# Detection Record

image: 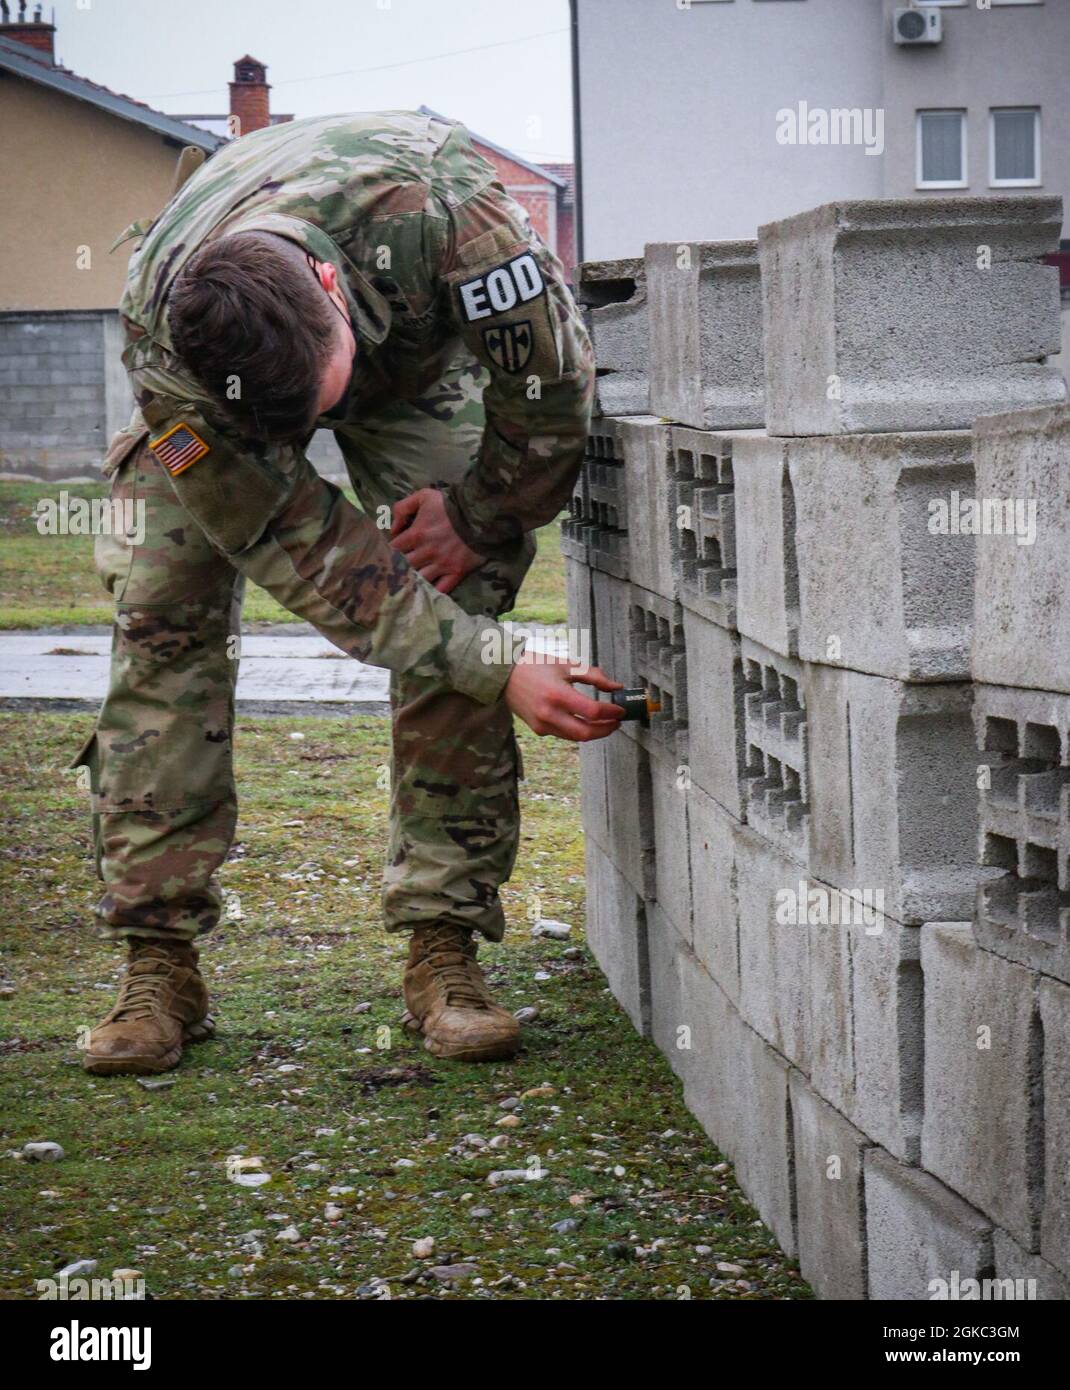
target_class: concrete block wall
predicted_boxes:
[569,195,1070,1300]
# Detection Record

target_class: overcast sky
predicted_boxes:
[47,0,574,162]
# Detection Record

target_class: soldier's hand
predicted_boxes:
[504,655,625,742]
[391,488,485,594]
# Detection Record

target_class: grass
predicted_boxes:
[0,481,567,630]
[0,712,810,1302]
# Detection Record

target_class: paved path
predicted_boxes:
[0,626,567,716]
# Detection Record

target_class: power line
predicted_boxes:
[144,26,569,101]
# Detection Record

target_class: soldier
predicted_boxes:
[76,111,622,1076]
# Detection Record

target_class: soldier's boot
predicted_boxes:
[401,923,520,1062]
[82,940,214,1076]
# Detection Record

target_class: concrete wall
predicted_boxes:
[575,0,1069,259]
[571,193,1070,1300]
[0,73,181,311]
[0,311,132,478]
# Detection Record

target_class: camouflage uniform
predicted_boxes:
[76,111,593,945]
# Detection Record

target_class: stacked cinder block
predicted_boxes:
[569,196,1069,1300]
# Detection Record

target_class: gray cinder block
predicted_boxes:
[645,239,765,431]
[759,197,1066,436]
[993,1229,1069,1302]
[972,404,1070,697]
[578,738,609,853]
[577,257,649,417]
[563,553,592,646]
[730,1019,796,1259]
[649,741,693,944]
[973,683,1070,987]
[584,420,629,579]
[733,434,800,658]
[629,585,689,765]
[681,609,747,821]
[616,416,677,600]
[848,916,923,1164]
[790,1073,870,1301]
[921,923,1041,1248]
[584,838,651,1037]
[740,636,810,865]
[1039,976,1070,1278]
[603,729,656,901]
[864,1147,992,1302]
[667,426,746,630]
[735,821,811,1071]
[804,666,995,925]
[591,569,633,695]
[687,784,740,1002]
[789,430,975,682]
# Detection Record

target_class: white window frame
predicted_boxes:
[916,110,968,191]
[989,107,1041,188]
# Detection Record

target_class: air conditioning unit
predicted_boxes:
[893,6,943,46]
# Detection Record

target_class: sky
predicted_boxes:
[45,0,574,162]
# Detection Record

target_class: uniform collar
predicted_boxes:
[219,211,391,349]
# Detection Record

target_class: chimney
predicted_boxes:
[0,2,57,63]
[229,55,271,136]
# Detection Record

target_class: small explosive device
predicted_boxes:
[610,687,662,726]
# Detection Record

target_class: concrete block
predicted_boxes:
[993,1229,1069,1302]
[759,197,1066,436]
[740,636,809,864]
[645,239,765,431]
[649,742,693,943]
[603,729,656,901]
[733,434,799,658]
[667,427,748,629]
[790,1073,870,1300]
[577,257,649,417]
[629,585,689,765]
[616,416,677,600]
[563,553,592,644]
[584,420,629,578]
[1039,976,1070,1277]
[687,784,740,1001]
[730,1019,796,1258]
[560,471,589,564]
[646,907,741,1167]
[849,916,923,1164]
[591,569,632,696]
[805,666,994,925]
[789,431,975,682]
[921,923,1042,1248]
[578,737,609,853]
[584,838,650,1037]
[735,821,811,1071]
[681,609,747,821]
[864,1147,992,1302]
[974,683,1070,987]
[972,404,1070,695]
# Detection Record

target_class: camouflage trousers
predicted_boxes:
[76,353,534,944]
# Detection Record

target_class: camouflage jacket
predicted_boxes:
[114,111,594,703]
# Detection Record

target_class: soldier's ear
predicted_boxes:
[318,262,339,295]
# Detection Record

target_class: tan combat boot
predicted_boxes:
[82,940,214,1076]
[402,923,520,1062]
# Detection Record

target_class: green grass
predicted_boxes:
[0,713,810,1302]
[0,481,566,630]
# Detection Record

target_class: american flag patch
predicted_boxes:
[148,423,210,476]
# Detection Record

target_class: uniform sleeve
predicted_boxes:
[434,183,595,553]
[138,402,519,705]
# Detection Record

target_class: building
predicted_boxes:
[572,0,1070,259]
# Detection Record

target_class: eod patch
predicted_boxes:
[457,252,545,323]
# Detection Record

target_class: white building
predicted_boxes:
[571,0,1070,260]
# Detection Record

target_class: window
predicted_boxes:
[917,110,967,189]
[990,108,1040,186]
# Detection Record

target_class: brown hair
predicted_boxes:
[168,232,340,442]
